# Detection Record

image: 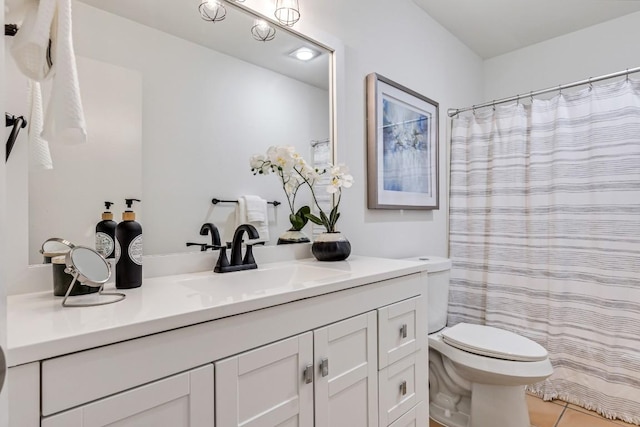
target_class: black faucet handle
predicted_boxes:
[186,242,208,252]
[214,247,230,273]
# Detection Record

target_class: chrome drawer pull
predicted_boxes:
[400,380,407,395]
[320,358,329,377]
[400,324,408,339]
[303,364,313,384]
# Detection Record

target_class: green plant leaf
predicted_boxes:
[295,206,311,226]
[319,211,331,230]
[289,214,304,231]
[329,205,339,227]
[304,212,324,226]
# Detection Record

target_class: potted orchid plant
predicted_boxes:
[295,162,353,261]
[250,145,354,260]
[250,146,312,244]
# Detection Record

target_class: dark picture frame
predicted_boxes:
[366,73,439,210]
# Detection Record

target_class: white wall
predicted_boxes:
[288,0,484,259]
[484,11,640,101]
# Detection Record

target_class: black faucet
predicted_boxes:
[200,223,222,247]
[186,223,223,252]
[214,224,259,273]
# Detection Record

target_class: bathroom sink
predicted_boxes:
[179,263,350,299]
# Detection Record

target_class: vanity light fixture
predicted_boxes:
[274,0,300,27]
[199,0,226,22]
[289,46,319,61]
[251,19,276,42]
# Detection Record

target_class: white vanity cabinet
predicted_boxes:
[41,364,214,427]
[215,312,378,427]
[7,259,428,427]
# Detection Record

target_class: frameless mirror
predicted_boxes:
[62,246,125,307]
[15,0,333,264]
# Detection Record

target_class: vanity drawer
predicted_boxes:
[388,401,428,427]
[378,296,424,369]
[378,347,426,426]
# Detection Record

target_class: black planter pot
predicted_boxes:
[311,232,351,261]
[277,229,311,245]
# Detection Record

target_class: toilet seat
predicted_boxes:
[441,323,548,362]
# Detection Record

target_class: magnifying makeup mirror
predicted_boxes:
[61,246,126,307]
[40,237,75,263]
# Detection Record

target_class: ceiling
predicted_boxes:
[412,0,640,59]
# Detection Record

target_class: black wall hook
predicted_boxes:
[6,113,27,162]
[5,24,18,37]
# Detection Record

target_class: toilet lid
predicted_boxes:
[441,323,548,362]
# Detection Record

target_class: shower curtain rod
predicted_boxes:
[447,66,640,118]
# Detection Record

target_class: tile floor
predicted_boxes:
[429,394,635,427]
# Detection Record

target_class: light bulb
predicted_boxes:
[289,46,319,61]
[199,0,226,22]
[294,48,314,61]
[274,0,300,27]
[251,19,276,42]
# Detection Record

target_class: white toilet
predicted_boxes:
[411,256,554,427]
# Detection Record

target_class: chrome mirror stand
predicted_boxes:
[61,246,126,308]
[61,272,126,307]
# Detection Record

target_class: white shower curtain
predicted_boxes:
[449,78,640,424]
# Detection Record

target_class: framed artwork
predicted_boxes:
[366,73,439,210]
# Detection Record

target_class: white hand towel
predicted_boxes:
[27,80,53,169]
[10,0,54,80]
[12,0,87,145]
[236,196,270,244]
[245,195,268,222]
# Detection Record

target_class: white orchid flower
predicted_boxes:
[267,145,296,172]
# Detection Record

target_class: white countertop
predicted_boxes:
[7,256,426,367]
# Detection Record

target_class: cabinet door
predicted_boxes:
[215,332,314,427]
[314,311,378,427]
[41,364,214,427]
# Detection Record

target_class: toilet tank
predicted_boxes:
[404,256,452,334]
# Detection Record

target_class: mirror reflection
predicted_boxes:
[13,0,332,264]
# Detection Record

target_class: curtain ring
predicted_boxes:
[558,84,562,95]
[516,94,520,105]
[530,91,534,102]
[626,69,630,82]
[589,77,593,90]
[492,101,496,111]
[472,105,476,115]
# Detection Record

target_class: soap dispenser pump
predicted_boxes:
[96,201,117,259]
[115,198,142,289]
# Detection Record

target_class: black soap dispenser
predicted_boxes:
[96,201,117,259]
[115,198,142,289]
